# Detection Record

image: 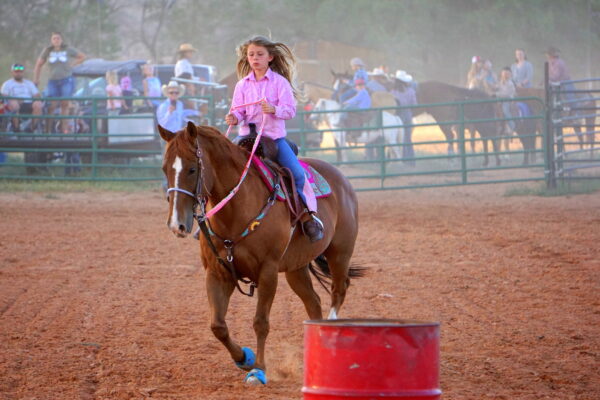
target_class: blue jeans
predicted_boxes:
[47,76,74,97]
[398,109,415,164]
[275,138,307,205]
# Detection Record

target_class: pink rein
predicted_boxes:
[204,97,267,219]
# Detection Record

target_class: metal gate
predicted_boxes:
[545,64,600,188]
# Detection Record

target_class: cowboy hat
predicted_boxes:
[369,67,387,77]
[545,46,560,57]
[350,57,365,67]
[394,70,413,83]
[178,43,197,53]
[161,80,185,97]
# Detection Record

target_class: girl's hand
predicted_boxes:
[261,101,275,114]
[225,113,238,125]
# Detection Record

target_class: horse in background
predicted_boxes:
[310,98,404,162]
[415,81,500,166]
[159,122,363,385]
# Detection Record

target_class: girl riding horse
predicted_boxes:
[226,35,324,242]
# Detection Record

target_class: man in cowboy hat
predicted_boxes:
[391,70,417,165]
[156,80,186,133]
[175,43,198,79]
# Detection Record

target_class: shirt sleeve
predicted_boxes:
[231,80,247,123]
[0,81,8,96]
[273,78,296,120]
[156,102,170,128]
[28,81,39,96]
[39,46,49,61]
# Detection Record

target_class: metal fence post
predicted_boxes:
[459,103,467,184]
[544,61,557,189]
[91,98,98,180]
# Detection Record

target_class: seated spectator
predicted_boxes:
[175,43,199,109]
[495,67,516,135]
[337,57,369,103]
[340,78,371,128]
[120,75,134,110]
[105,70,126,116]
[1,63,43,132]
[366,68,390,93]
[142,61,162,108]
[467,55,486,90]
[481,59,497,95]
[157,81,186,132]
[511,48,533,88]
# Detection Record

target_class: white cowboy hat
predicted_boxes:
[161,80,185,97]
[178,43,197,53]
[350,57,365,67]
[369,67,387,77]
[394,70,413,83]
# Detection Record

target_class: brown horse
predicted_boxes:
[158,122,362,385]
[415,81,500,166]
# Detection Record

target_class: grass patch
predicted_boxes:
[0,179,161,193]
[505,179,600,197]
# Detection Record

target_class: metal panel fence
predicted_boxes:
[1,92,549,190]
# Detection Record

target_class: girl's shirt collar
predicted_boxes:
[245,68,274,82]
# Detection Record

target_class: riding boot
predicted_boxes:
[302,211,324,243]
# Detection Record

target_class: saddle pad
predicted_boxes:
[252,156,332,202]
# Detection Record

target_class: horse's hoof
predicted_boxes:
[235,347,256,371]
[244,368,267,385]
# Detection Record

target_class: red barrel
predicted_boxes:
[303,319,441,399]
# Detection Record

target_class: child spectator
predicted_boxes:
[105,70,125,115]
[511,48,533,89]
[142,62,161,108]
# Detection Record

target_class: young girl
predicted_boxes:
[105,70,125,115]
[142,62,162,108]
[225,35,323,242]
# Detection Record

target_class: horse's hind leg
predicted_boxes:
[323,250,352,319]
[205,269,246,366]
[285,266,323,320]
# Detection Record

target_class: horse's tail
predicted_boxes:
[308,255,367,294]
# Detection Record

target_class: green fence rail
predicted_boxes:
[1,93,548,191]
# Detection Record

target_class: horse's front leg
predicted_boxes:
[205,269,247,368]
[246,262,278,385]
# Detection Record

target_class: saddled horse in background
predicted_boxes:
[159,122,363,385]
[492,98,538,165]
[310,98,404,162]
[415,81,500,166]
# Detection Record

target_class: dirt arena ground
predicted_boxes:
[0,184,598,400]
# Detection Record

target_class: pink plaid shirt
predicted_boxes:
[231,68,296,139]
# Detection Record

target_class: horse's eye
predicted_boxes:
[188,167,196,174]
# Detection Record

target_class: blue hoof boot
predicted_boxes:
[235,347,256,371]
[244,368,267,385]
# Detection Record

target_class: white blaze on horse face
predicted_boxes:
[169,156,184,231]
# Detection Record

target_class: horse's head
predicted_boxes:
[311,98,342,127]
[330,69,352,92]
[159,122,217,238]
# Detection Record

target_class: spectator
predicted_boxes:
[481,59,497,95]
[340,78,371,128]
[545,46,575,103]
[175,43,198,110]
[366,68,390,93]
[105,70,126,116]
[156,81,186,133]
[511,48,533,88]
[391,70,417,165]
[495,67,516,137]
[119,75,134,110]
[1,63,43,132]
[337,57,369,103]
[467,55,486,91]
[33,31,85,134]
[142,62,161,108]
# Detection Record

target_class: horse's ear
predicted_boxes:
[158,125,175,142]
[185,121,198,139]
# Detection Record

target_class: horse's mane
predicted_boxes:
[171,125,248,171]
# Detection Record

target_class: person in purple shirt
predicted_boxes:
[545,46,575,103]
[225,35,323,243]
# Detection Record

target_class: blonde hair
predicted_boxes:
[235,35,301,100]
[106,70,119,86]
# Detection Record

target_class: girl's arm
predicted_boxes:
[273,79,296,120]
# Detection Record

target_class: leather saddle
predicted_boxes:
[234,123,304,222]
